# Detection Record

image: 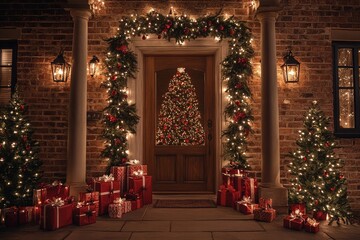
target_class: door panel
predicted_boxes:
[144,55,215,193]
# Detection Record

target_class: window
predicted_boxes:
[0,40,17,105]
[333,42,360,137]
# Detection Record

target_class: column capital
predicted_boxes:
[69,8,92,20]
[255,6,282,20]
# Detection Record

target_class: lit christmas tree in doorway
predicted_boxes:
[288,101,352,224]
[156,68,205,146]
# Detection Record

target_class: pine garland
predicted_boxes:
[101,10,254,171]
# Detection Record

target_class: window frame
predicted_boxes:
[0,40,18,98]
[333,41,360,138]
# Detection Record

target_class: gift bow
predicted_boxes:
[129,159,140,165]
[98,174,114,182]
[113,197,124,204]
[51,180,63,186]
[306,217,318,226]
[50,198,65,207]
[76,201,86,208]
[240,196,252,205]
[132,170,144,176]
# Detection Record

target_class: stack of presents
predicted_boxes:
[0,161,152,230]
[217,167,322,233]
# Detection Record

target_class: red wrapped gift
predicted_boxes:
[110,166,127,194]
[259,197,273,209]
[254,208,276,222]
[216,185,227,206]
[33,205,41,224]
[226,186,241,208]
[236,197,258,214]
[290,203,306,215]
[128,175,152,205]
[242,177,258,203]
[17,207,28,225]
[313,210,327,221]
[304,218,320,233]
[230,175,243,194]
[33,188,47,205]
[5,207,18,227]
[283,214,307,230]
[131,199,142,210]
[93,178,121,215]
[46,181,70,200]
[40,199,73,231]
[222,173,232,187]
[122,200,132,213]
[73,204,96,226]
[108,203,123,218]
[79,191,100,203]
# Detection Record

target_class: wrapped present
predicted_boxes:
[127,164,148,177]
[131,199,142,210]
[128,175,152,205]
[313,210,327,221]
[113,198,131,214]
[73,203,96,226]
[33,188,47,205]
[283,212,308,231]
[254,208,276,222]
[242,177,258,203]
[33,205,41,224]
[4,207,18,227]
[79,191,99,203]
[40,198,73,231]
[226,186,241,208]
[259,198,273,209]
[92,175,121,215]
[108,199,124,219]
[290,203,306,215]
[216,185,227,206]
[230,175,243,194]
[236,196,258,214]
[110,166,127,194]
[46,181,70,200]
[304,218,320,233]
[222,173,232,187]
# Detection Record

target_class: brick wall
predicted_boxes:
[0,0,359,211]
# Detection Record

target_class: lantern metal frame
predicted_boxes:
[89,55,100,77]
[281,50,300,83]
[51,50,71,82]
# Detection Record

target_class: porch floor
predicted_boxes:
[1,195,359,240]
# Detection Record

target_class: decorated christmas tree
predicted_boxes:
[156,68,205,146]
[0,91,42,208]
[288,101,352,224]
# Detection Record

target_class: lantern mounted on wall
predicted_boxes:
[51,49,71,82]
[89,55,100,77]
[281,50,300,83]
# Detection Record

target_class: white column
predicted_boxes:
[66,9,91,198]
[256,6,288,211]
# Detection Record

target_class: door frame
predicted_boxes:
[126,38,228,193]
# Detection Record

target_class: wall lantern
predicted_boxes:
[281,50,300,83]
[89,55,100,77]
[51,50,71,82]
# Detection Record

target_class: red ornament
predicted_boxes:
[233,112,246,122]
[142,35,146,40]
[238,57,247,65]
[115,138,122,145]
[330,187,335,191]
[111,75,117,81]
[108,115,117,123]
[314,200,319,205]
[163,125,167,130]
[235,100,241,106]
[22,136,28,142]
[185,139,189,143]
[184,28,190,34]
[218,25,224,31]
[111,90,117,96]
[303,156,307,161]
[117,63,122,68]
[122,158,127,163]
[235,83,242,89]
[202,27,208,32]
[323,171,329,177]
[20,105,25,111]
[229,29,235,36]
[116,45,128,53]
[325,142,330,147]
[26,145,31,151]
[167,134,171,138]
[339,174,344,179]
[165,23,172,29]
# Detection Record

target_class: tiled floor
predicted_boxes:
[1,196,359,240]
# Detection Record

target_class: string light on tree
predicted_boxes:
[287,100,352,225]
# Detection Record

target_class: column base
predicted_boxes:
[258,186,288,214]
[66,182,88,201]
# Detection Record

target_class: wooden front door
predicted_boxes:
[144,55,215,193]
